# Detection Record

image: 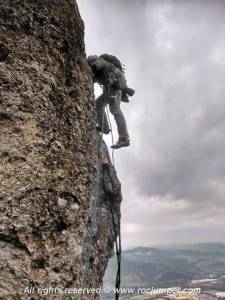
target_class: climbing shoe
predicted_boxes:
[111,138,130,149]
[96,125,111,135]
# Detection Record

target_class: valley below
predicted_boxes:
[102,243,225,300]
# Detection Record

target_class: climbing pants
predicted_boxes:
[96,88,129,140]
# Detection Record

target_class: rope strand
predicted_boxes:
[106,84,122,300]
[80,84,121,300]
[79,97,106,300]
[106,105,115,166]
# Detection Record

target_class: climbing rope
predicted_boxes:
[79,101,105,300]
[105,84,122,300]
[106,106,115,166]
[105,83,116,166]
[80,84,121,300]
[109,205,121,300]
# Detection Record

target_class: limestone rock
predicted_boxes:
[0,1,121,299]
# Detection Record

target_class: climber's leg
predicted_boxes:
[109,89,130,149]
[96,93,110,134]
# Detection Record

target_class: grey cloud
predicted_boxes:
[77,0,225,245]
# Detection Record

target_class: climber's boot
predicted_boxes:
[111,138,130,149]
[96,126,111,135]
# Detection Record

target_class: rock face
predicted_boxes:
[0,1,121,299]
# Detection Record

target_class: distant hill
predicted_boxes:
[170,242,225,254]
[104,243,225,289]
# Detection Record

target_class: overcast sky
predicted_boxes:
[77,0,225,249]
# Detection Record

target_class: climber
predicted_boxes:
[87,54,135,149]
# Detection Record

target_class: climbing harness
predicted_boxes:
[79,84,121,300]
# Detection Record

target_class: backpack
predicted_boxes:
[100,53,135,102]
[100,53,124,71]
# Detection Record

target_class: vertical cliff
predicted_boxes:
[0,1,121,299]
